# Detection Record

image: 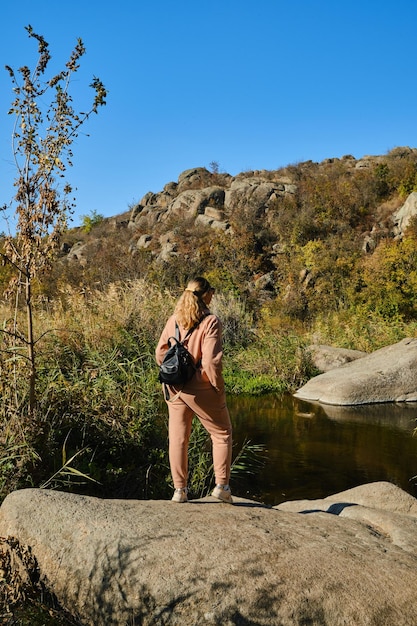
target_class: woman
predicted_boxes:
[155,277,233,503]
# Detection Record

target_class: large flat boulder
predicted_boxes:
[295,337,417,405]
[276,481,417,557]
[1,484,417,625]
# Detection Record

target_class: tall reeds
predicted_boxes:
[0,279,312,503]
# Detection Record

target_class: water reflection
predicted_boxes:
[228,393,417,506]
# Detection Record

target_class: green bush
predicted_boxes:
[354,237,417,319]
[81,210,104,233]
[224,329,316,395]
[309,306,417,352]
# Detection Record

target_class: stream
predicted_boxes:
[228,393,417,506]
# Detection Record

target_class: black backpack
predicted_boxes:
[158,321,201,388]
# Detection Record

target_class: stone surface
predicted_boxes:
[1,483,417,625]
[307,344,368,372]
[276,482,417,559]
[295,337,417,405]
[393,191,417,237]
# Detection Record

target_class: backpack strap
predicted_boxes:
[175,315,206,344]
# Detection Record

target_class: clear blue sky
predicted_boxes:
[1,1,417,229]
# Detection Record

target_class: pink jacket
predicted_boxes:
[155,313,225,393]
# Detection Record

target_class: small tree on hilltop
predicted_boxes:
[1,25,107,417]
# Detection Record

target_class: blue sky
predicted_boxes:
[1,1,417,229]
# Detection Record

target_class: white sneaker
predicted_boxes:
[171,488,188,503]
[212,484,233,504]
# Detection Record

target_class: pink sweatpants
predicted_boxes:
[166,386,232,489]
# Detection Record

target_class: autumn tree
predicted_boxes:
[1,25,106,416]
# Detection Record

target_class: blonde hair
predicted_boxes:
[175,277,212,329]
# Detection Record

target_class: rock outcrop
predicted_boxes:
[393,190,417,238]
[123,157,417,265]
[295,337,417,405]
[61,150,417,301]
[307,344,368,373]
[1,483,417,625]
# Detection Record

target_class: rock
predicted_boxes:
[204,206,225,221]
[282,182,297,194]
[254,272,275,291]
[66,241,89,265]
[1,485,417,625]
[177,167,209,184]
[164,189,201,217]
[211,220,230,231]
[135,234,152,249]
[362,224,392,253]
[177,167,212,192]
[276,482,417,557]
[195,214,230,231]
[277,480,417,516]
[109,218,129,230]
[308,344,368,372]
[362,233,376,253]
[139,191,158,206]
[272,242,286,255]
[134,206,166,228]
[392,191,417,237]
[295,337,417,405]
[195,214,215,228]
[163,181,178,194]
[159,231,175,244]
[224,179,279,212]
[169,187,225,218]
[201,187,225,209]
[156,241,177,262]
[105,167,303,263]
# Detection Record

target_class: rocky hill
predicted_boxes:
[55,146,417,321]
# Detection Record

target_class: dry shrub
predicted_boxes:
[210,292,254,350]
[309,307,417,353]
[47,279,176,350]
[0,537,39,611]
